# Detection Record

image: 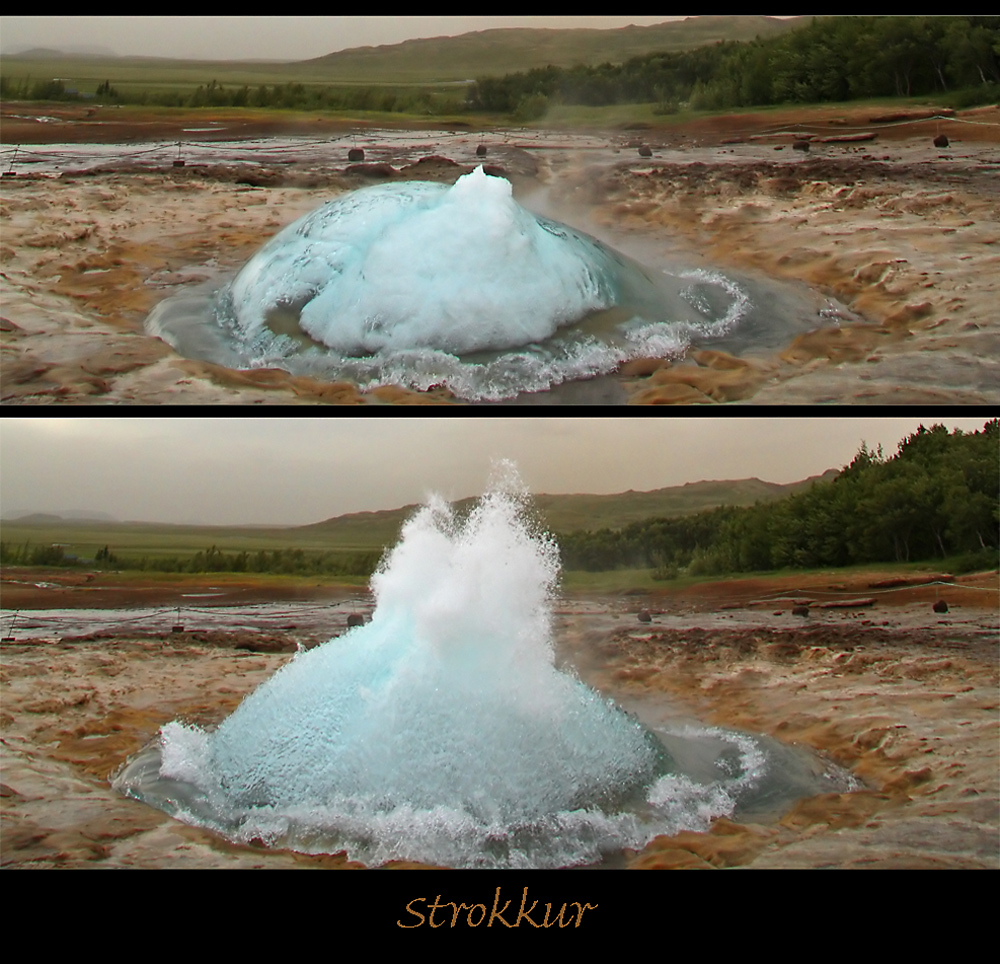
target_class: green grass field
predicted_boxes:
[0,521,391,561]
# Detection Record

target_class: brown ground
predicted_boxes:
[3,102,995,149]
[1,567,361,610]
[2,102,997,404]
[1,567,996,869]
[2,563,989,611]
[0,104,474,147]
[644,567,997,612]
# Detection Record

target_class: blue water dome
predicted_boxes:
[222,165,629,355]
[142,164,752,400]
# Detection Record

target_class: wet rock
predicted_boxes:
[870,109,953,123]
[637,145,653,157]
[817,598,875,609]
[619,356,667,377]
[347,614,366,628]
[398,155,471,183]
[627,382,714,405]
[235,170,283,188]
[933,134,949,148]
[344,162,397,179]
[792,606,811,617]
[780,325,885,365]
[630,817,777,869]
[476,144,488,157]
[629,354,765,404]
[234,635,298,654]
[884,301,934,330]
[347,148,365,162]
[367,384,457,405]
[637,610,652,624]
[933,600,949,614]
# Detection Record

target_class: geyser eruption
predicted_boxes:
[198,473,664,819]
[114,465,858,867]
[130,467,672,868]
[146,166,752,400]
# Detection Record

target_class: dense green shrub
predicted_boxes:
[560,421,998,575]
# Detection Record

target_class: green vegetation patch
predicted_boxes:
[559,421,999,577]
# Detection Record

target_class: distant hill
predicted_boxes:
[1,471,841,560]
[5,510,119,523]
[294,16,801,84]
[295,471,840,546]
[4,45,117,59]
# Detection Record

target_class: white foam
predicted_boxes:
[145,170,757,400]
[226,166,622,355]
[158,467,668,866]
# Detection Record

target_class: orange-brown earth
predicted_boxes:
[0,103,472,147]
[1,568,996,869]
[1,103,998,404]
[548,108,1000,404]
[1,566,361,610]
[3,102,995,149]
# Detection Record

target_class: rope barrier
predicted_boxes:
[745,113,1000,139]
[2,576,994,637]
[0,598,357,636]
[180,602,346,617]
[711,578,999,603]
[0,135,445,173]
[2,607,176,624]
[0,144,174,161]
[1,108,994,174]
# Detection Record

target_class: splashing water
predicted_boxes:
[114,466,854,868]
[146,166,752,401]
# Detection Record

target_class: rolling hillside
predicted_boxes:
[296,17,801,83]
[292,471,841,545]
[2,471,839,560]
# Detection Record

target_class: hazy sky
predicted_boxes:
[0,416,991,527]
[1,17,704,62]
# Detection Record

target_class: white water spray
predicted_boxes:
[115,465,855,867]
[152,465,667,867]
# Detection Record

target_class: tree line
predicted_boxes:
[0,74,467,116]
[469,16,1000,116]
[0,542,380,578]
[558,421,999,577]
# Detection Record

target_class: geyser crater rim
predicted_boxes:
[145,166,755,401]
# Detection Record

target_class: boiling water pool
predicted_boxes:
[146,165,850,403]
[111,467,856,869]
